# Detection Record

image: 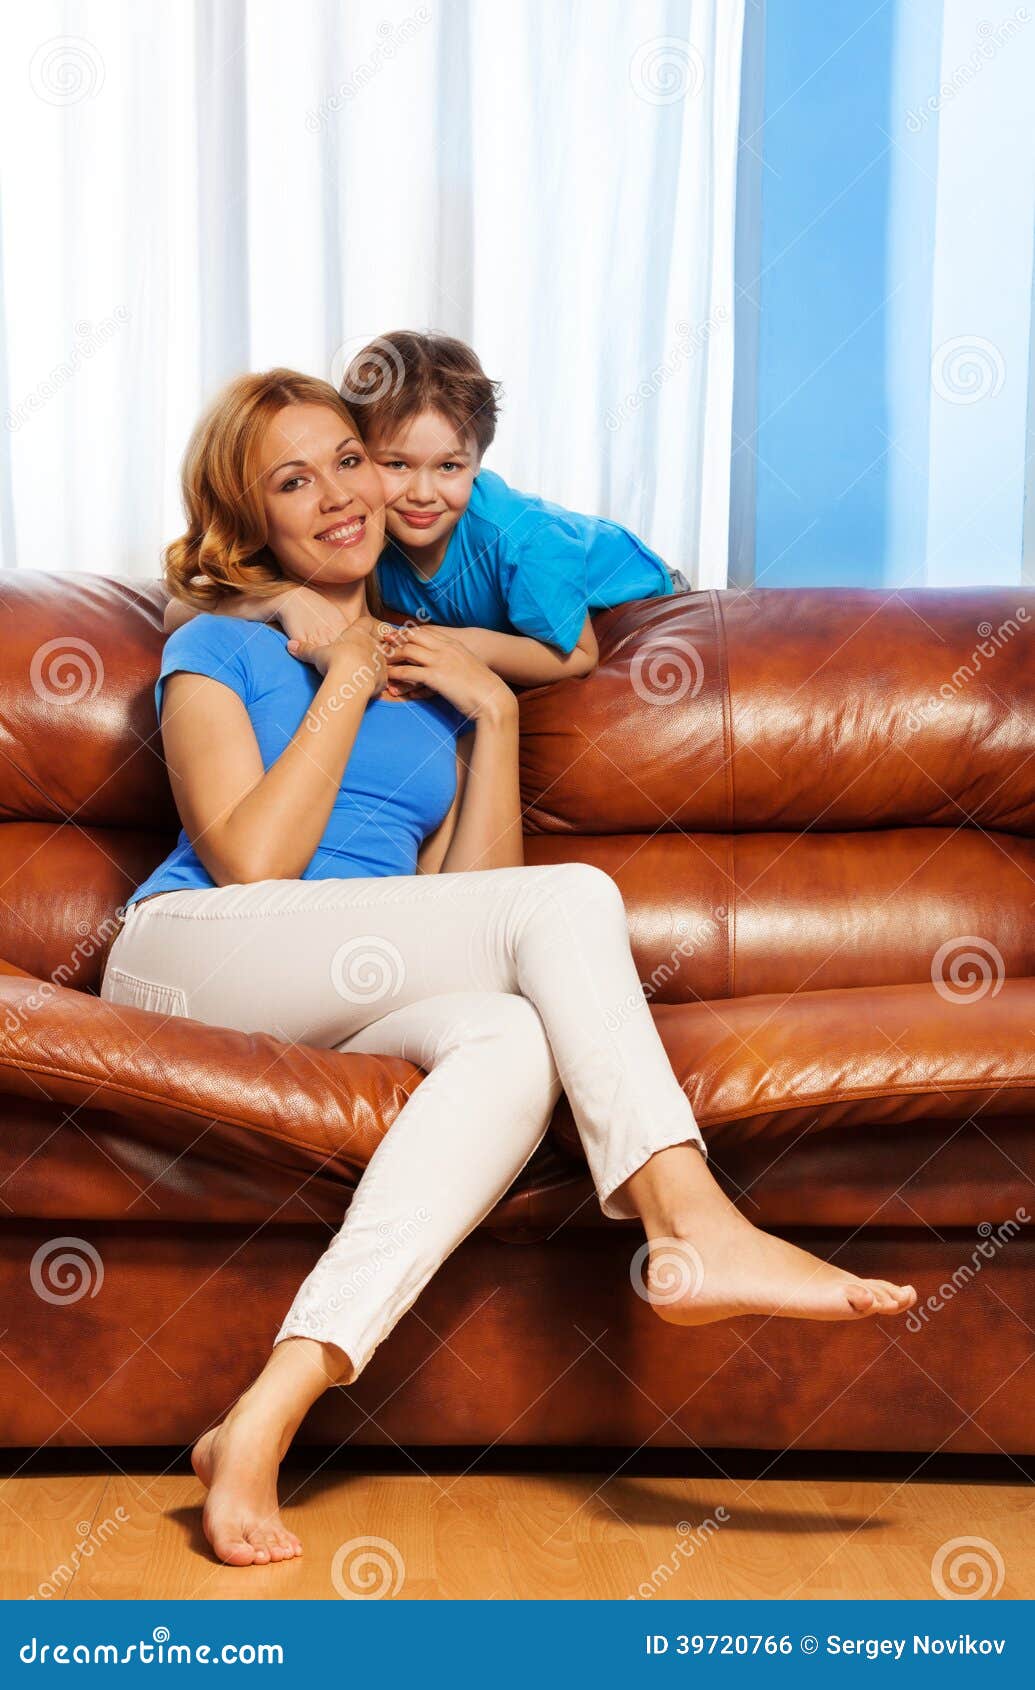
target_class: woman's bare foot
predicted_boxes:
[623,1143,917,1326]
[642,1207,917,1325]
[191,1409,303,1567]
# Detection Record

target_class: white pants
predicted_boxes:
[100,863,706,1381]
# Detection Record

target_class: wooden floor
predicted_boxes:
[1,1455,1031,1599]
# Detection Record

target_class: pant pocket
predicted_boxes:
[101,967,189,1019]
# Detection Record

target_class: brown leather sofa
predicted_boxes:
[1,572,1033,1455]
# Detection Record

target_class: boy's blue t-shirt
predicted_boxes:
[375,468,673,656]
[126,615,473,907]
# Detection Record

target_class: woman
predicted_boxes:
[100,370,917,1568]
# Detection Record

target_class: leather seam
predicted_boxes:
[0,1053,414,1164]
[710,589,736,998]
[702,1076,1035,1124]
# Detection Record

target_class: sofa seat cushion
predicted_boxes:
[2,975,1033,1231]
[0,977,607,1229]
[549,978,1035,1226]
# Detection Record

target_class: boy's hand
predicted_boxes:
[385,625,516,721]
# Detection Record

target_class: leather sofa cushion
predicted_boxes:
[2,974,1032,1228]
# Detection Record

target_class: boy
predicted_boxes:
[166,333,689,688]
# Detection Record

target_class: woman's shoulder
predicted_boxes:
[159,611,288,703]
[163,610,277,666]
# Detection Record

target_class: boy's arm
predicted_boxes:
[163,592,286,635]
[435,615,598,687]
[162,584,329,637]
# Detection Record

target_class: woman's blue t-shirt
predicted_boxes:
[126,616,473,907]
[375,468,672,656]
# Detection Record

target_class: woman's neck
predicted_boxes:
[291,579,371,621]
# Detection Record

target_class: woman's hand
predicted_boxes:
[279,586,349,649]
[287,616,392,699]
[384,625,517,720]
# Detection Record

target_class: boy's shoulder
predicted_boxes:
[466,469,580,556]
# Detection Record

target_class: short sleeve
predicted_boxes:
[503,519,589,655]
[155,614,254,723]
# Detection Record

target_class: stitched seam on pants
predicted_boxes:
[133,868,577,922]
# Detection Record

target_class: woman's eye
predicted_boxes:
[280,476,305,492]
[339,454,361,469]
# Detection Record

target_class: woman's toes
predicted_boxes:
[845,1281,878,1314]
[216,1534,259,1567]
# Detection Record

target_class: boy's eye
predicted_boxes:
[440,461,460,472]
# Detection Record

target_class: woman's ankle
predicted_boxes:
[624,1140,735,1238]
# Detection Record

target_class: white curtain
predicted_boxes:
[0,0,744,587]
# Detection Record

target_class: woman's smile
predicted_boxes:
[314,515,367,547]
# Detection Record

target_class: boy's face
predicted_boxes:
[367,408,480,567]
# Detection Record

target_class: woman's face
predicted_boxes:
[257,403,387,588]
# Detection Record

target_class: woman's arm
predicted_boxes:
[417,706,522,874]
[160,626,386,885]
[430,614,598,686]
[377,624,523,874]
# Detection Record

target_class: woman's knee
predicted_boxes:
[541,860,626,919]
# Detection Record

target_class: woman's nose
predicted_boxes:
[318,475,350,510]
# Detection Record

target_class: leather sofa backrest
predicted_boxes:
[2,573,1033,998]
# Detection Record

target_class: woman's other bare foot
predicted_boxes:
[191,1412,302,1567]
[190,1336,350,1566]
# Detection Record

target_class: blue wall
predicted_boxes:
[751,0,1033,589]
[754,2,897,586]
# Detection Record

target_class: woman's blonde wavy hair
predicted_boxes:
[163,368,386,617]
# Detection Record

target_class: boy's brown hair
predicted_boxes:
[340,331,501,458]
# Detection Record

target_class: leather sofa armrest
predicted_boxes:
[0,975,421,1184]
